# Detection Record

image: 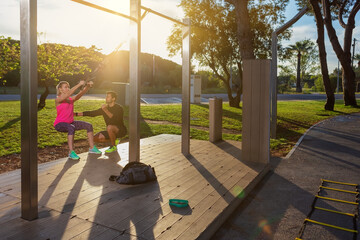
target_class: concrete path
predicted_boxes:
[212,113,360,240]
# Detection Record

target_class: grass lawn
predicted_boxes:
[0,99,359,157]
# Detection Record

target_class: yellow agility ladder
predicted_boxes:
[296,179,359,240]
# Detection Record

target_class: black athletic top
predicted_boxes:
[83,104,125,129]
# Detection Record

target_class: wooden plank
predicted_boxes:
[0,194,20,211]
[0,208,59,239]
[250,60,261,162]
[70,223,117,240]
[88,227,124,240]
[195,163,269,240]
[152,167,252,240]
[60,219,99,239]
[72,141,215,222]
[99,146,242,232]
[0,204,21,225]
[129,156,250,238]
[6,214,84,240]
[45,152,182,210]
[259,60,270,162]
[242,60,252,161]
[0,135,268,240]
[177,169,264,240]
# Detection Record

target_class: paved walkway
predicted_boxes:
[213,113,360,240]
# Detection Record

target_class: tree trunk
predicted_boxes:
[296,52,302,92]
[231,0,255,60]
[224,78,241,108]
[342,68,357,105]
[38,82,49,110]
[322,0,357,106]
[310,0,335,110]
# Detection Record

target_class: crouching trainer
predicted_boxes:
[75,91,127,153]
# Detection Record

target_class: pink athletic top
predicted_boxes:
[54,97,74,126]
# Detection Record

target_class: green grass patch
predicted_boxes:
[0,99,359,157]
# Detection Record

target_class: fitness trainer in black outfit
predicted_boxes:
[75,91,127,153]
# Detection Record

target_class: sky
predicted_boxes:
[0,0,360,72]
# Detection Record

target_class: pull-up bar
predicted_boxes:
[140,6,186,26]
[71,0,137,22]
[70,0,186,26]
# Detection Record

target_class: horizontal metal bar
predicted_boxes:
[140,6,186,26]
[320,186,359,194]
[305,218,358,233]
[274,6,308,35]
[314,206,355,217]
[70,0,137,22]
[316,195,359,205]
[322,179,358,187]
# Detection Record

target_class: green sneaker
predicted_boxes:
[105,145,117,153]
[89,145,102,154]
[115,139,120,145]
[69,150,80,160]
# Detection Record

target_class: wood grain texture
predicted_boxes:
[0,134,268,239]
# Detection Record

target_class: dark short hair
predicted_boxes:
[106,91,117,100]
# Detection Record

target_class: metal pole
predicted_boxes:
[153,54,155,83]
[71,0,137,22]
[20,0,38,220]
[182,18,191,155]
[270,6,308,139]
[129,0,141,162]
[140,6,186,26]
[270,32,278,139]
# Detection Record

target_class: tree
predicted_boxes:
[330,0,360,106]
[37,43,103,109]
[227,0,290,60]
[298,0,360,106]
[168,0,242,107]
[309,0,335,110]
[295,0,339,110]
[0,36,20,92]
[167,0,290,107]
[284,39,318,92]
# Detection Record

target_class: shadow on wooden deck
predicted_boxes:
[0,134,269,240]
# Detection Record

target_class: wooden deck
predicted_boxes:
[0,134,269,240]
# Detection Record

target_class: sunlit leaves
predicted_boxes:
[0,36,20,83]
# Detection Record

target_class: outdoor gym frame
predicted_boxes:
[270,6,308,138]
[19,0,191,220]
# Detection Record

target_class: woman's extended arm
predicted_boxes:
[73,81,93,101]
[56,80,85,104]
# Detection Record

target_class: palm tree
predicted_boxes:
[287,40,314,93]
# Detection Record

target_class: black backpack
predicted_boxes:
[109,162,157,185]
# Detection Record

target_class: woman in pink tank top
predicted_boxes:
[54,80,101,160]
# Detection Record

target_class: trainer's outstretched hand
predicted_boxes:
[87,81,94,88]
[79,80,86,86]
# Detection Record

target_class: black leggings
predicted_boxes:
[54,121,93,135]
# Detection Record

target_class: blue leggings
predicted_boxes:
[54,121,93,136]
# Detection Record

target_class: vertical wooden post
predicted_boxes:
[20,0,38,220]
[242,60,271,163]
[209,98,222,142]
[182,18,191,155]
[129,0,141,162]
